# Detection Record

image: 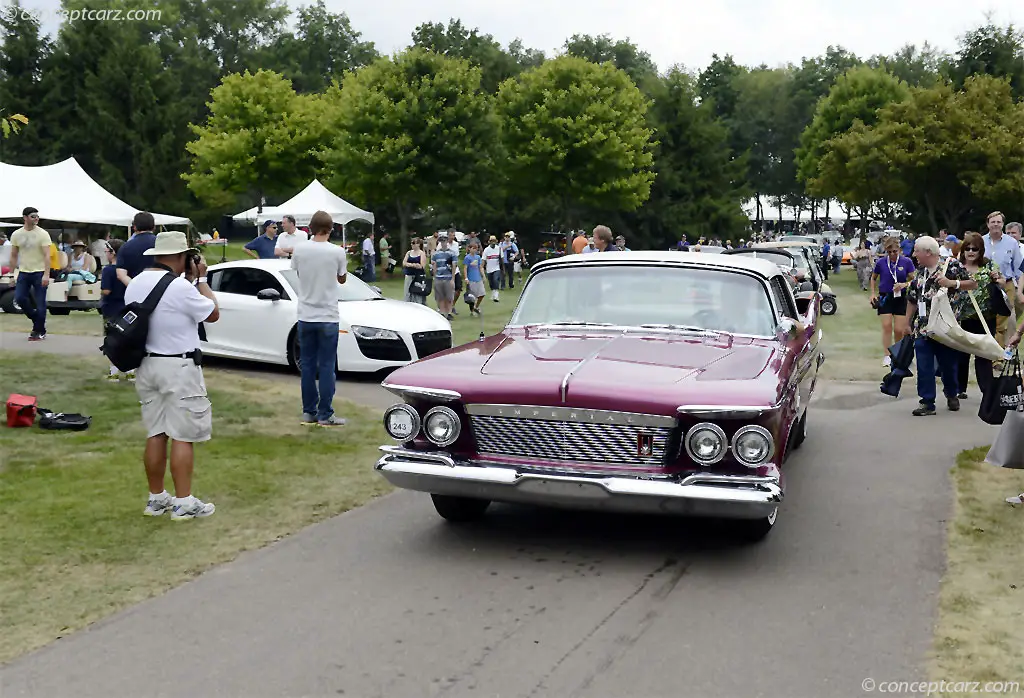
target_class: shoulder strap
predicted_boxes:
[140,272,176,313]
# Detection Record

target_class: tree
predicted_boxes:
[562,34,657,86]
[819,75,1024,234]
[410,19,530,93]
[496,55,656,228]
[0,109,27,137]
[317,48,501,248]
[869,43,945,86]
[797,66,909,196]
[948,22,1024,98]
[0,0,51,161]
[633,68,748,244]
[183,69,322,210]
[261,0,377,94]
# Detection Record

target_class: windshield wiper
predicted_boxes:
[636,324,732,336]
[544,321,615,327]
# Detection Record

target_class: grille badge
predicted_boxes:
[638,433,653,457]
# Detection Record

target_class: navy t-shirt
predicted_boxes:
[100,264,125,318]
[116,232,156,281]
[245,234,277,259]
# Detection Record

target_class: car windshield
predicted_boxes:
[280,269,381,302]
[511,265,776,336]
[731,251,795,272]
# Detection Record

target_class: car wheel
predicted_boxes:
[430,494,491,522]
[287,327,300,372]
[49,307,71,316]
[821,297,837,315]
[733,507,777,543]
[792,410,807,450]
[0,290,20,314]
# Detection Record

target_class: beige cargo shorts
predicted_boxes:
[135,357,212,442]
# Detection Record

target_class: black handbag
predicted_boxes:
[409,274,431,296]
[979,353,1023,425]
[989,280,1012,317]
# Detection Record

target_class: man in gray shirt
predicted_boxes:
[290,210,347,426]
[982,210,1022,342]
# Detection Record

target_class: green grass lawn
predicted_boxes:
[816,266,884,382]
[931,447,1024,694]
[0,353,391,663]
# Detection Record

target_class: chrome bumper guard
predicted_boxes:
[375,446,782,520]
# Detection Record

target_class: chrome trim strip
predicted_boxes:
[676,404,779,417]
[381,383,461,401]
[558,331,625,403]
[464,403,677,428]
[730,425,776,467]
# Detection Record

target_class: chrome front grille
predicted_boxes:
[466,404,676,466]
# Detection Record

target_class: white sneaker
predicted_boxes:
[883,356,892,368]
[143,493,173,516]
[1006,493,1024,506]
[170,496,216,520]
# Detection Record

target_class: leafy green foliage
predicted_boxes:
[563,33,657,87]
[497,55,656,224]
[819,75,1024,233]
[411,19,539,93]
[949,23,1024,98]
[797,66,909,195]
[316,48,500,246]
[0,0,48,157]
[183,70,321,210]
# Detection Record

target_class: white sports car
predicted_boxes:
[201,259,453,372]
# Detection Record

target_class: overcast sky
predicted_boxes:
[20,0,1024,73]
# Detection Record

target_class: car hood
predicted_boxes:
[341,298,450,332]
[387,329,785,415]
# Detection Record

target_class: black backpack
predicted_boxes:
[100,271,175,372]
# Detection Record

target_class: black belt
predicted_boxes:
[146,350,199,358]
[146,349,203,365]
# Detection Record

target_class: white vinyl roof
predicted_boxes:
[0,157,191,227]
[233,179,374,226]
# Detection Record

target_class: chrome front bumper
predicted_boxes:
[375,446,782,519]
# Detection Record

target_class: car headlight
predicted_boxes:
[383,403,420,442]
[684,423,726,465]
[731,426,774,467]
[352,325,400,341]
[423,406,461,447]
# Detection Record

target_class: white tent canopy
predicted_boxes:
[233,179,374,226]
[0,157,190,227]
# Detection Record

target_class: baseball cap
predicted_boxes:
[263,219,277,231]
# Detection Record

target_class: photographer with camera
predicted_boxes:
[123,230,221,520]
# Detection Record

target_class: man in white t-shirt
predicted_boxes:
[361,232,376,282]
[123,227,220,520]
[291,210,348,426]
[483,234,502,302]
[0,233,11,271]
[275,215,308,258]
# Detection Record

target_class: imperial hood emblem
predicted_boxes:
[638,433,653,457]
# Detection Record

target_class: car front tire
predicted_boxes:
[0,290,20,314]
[733,507,777,543]
[820,297,837,315]
[792,410,807,450]
[49,307,71,315]
[430,494,491,522]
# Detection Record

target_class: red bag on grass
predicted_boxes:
[6,394,38,427]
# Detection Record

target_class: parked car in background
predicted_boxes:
[375,252,825,542]
[200,259,452,373]
[753,241,837,315]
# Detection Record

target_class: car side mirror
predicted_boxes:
[370,285,382,294]
[775,317,797,341]
[256,288,281,302]
[798,281,814,292]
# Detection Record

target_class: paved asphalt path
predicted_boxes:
[0,333,999,698]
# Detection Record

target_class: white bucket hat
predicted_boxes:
[143,231,197,256]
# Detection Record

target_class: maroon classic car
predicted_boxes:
[376,251,825,541]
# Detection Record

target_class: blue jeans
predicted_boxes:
[298,321,339,421]
[363,255,376,282]
[915,336,959,406]
[14,271,47,335]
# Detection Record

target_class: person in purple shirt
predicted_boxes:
[869,237,917,368]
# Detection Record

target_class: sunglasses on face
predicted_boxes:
[963,246,980,252]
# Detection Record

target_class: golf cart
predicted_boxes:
[752,241,838,315]
[0,252,101,316]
